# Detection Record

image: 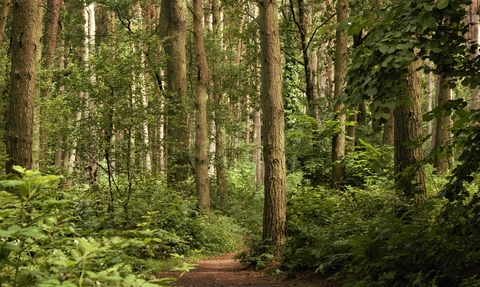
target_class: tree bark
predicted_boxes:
[394,60,427,200]
[160,0,189,189]
[259,0,286,256]
[6,0,38,174]
[331,0,348,189]
[382,110,394,145]
[212,0,228,205]
[193,0,210,213]
[468,0,479,109]
[0,0,10,46]
[433,76,453,174]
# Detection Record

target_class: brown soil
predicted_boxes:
[157,252,339,287]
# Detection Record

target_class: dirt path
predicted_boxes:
[158,252,339,287]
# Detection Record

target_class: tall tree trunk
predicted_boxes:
[160,0,189,189]
[0,0,10,46]
[331,0,348,189]
[394,60,426,200]
[39,0,61,166]
[212,0,228,205]
[433,76,453,174]
[468,0,479,109]
[6,0,38,174]
[259,0,286,256]
[193,0,210,213]
[82,3,98,185]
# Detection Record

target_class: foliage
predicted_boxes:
[0,167,247,286]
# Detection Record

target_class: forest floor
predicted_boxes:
[157,252,340,287]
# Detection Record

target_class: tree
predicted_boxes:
[259,0,286,256]
[331,0,348,189]
[433,76,453,174]
[211,0,229,206]
[0,0,10,46]
[193,0,210,213]
[159,0,189,189]
[6,0,39,174]
[394,59,426,200]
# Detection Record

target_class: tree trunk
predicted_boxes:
[6,0,38,174]
[160,0,189,189]
[468,0,479,109]
[254,106,262,185]
[426,64,434,138]
[212,0,228,205]
[259,0,286,256]
[331,0,348,189]
[193,0,210,213]
[382,110,394,145]
[394,60,427,200]
[39,0,61,166]
[0,0,10,46]
[433,76,453,174]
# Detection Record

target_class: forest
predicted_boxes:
[1,0,480,285]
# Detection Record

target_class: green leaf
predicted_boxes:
[12,166,25,174]
[437,0,448,9]
[424,17,436,28]
[19,227,42,238]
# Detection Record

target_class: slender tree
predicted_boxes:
[433,76,453,174]
[259,0,286,256]
[6,0,38,173]
[193,0,210,213]
[211,0,229,205]
[331,0,348,189]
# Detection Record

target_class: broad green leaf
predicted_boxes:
[12,166,25,174]
[424,17,436,28]
[19,228,42,238]
[8,225,21,232]
[3,242,22,252]
[437,0,449,9]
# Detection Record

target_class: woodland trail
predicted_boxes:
[158,252,339,287]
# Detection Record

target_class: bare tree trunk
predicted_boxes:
[82,3,98,185]
[394,60,426,200]
[0,0,10,46]
[331,0,348,189]
[259,0,286,256]
[160,0,189,189]
[6,0,38,174]
[433,76,453,174]
[193,0,210,213]
[212,0,228,205]
[468,0,479,109]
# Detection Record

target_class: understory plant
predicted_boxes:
[0,166,245,286]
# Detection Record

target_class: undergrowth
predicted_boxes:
[0,166,245,286]
[282,172,480,287]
